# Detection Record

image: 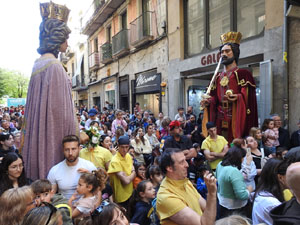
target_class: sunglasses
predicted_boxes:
[41,202,57,225]
[91,200,110,217]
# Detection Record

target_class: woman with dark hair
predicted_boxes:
[100,135,116,155]
[216,146,252,219]
[0,132,17,158]
[0,153,31,196]
[91,202,130,225]
[252,158,286,225]
[22,2,77,180]
[130,127,152,166]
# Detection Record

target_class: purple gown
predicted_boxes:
[22,55,77,180]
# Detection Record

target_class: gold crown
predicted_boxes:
[220,31,242,45]
[40,1,70,23]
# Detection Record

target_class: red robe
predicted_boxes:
[207,67,258,143]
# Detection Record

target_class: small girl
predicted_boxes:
[262,119,279,153]
[249,127,263,149]
[129,180,156,225]
[68,170,105,219]
[133,162,146,189]
[147,165,163,192]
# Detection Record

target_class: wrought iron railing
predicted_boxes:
[112,29,129,56]
[89,52,100,69]
[100,42,112,63]
[129,11,154,45]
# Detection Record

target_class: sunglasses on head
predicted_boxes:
[91,200,110,217]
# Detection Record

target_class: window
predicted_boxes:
[184,0,265,57]
[94,38,98,52]
[107,26,111,43]
[121,11,127,29]
[237,0,265,39]
[186,0,205,55]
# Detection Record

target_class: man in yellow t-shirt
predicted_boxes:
[107,136,135,210]
[79,145,112,170]
[157,148,217,225]
[201,122,228,170]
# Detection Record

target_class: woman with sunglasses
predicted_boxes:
[22,202,63,225]
[0,153,31,196]
[91,201,136,225]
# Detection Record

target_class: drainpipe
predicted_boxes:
[283,0,289,129]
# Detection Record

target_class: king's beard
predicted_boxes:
[221,56,235,66]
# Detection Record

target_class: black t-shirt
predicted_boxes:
[163,135,193,151]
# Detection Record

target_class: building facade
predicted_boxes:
[77,0,168,117]
[167,0,300,132]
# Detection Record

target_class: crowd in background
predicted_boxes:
[1,103,300,225]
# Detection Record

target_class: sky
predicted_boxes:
[0,0,92,77]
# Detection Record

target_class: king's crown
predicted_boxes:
[40,1,70,23]
[220,31,242,45]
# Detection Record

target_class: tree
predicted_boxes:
[0,68,29,98]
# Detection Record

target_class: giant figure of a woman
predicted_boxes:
[22,2,77,180]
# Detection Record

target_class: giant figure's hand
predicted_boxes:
[227,93,238,102]
[200,98,211,108]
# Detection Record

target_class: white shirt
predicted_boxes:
[252,191,281,225]
[85,118,100,130]
[47,158,96,200]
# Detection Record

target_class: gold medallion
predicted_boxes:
[220,76,229,87]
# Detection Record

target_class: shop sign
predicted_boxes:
[135,73,161,93]
[105,82,115,91]
[200,52,221,66]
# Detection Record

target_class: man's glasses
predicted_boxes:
[91,200,110,217]
[42,202,57,225]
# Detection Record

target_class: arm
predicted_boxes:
[203,149,217,162]
[169,173,217,225]
[51,184,58,194]
[184,148,198,160]
[116,169,136,185]
[210,145,228,158]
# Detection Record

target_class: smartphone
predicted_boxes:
[246,148,251,154]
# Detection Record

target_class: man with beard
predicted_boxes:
[47,135,96,200]
[164,120,197,160]
[186,106,196,121]
[201,32,258,143]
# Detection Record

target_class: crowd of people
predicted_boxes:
[1,104,300,225]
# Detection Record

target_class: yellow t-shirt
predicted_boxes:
[79,146,112,170]
[201,135,228,169]
[107,152,133,203]
[157,177,202,225]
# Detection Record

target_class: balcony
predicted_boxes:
[130,11,155,48]
[89,52,100,70]
[100,42,113,64]
[82,0,126,37]
[112,29,129,58]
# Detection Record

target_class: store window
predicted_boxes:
[187,86,206,119]
[105,82,115,109]
[136,93,160,117]
[184,0,265,57]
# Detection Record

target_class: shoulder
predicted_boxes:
[49,160,65,173]
[78,158,97,169]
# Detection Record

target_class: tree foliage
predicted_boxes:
[0,68,29,98]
